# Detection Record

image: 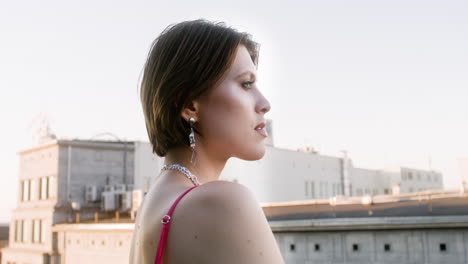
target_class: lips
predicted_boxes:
[255,121,268,137]
[255,121,266,130]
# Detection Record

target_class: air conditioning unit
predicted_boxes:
[101,191,116,211]
[85,185,98,202]
[71,201,81,210]
[132,189,143,212]
[104,185,114,192]
[120,191,132,211]
[114,184,126,193]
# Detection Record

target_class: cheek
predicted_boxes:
[199,92,253,144]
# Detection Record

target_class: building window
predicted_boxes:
[20,220,25,242]
[305,181,309,196]
[409,187,413,193]
[310,182,315,198]
[314,243,320,251]
[384,244,391,252]
[21,220,26,242]
[49,176,55,198]
[408,172,413,180]
[32,219,41,243]
[21,180,31,201]
[31,220,35,242]
[352,244,359,252]
[439,243,447,252]
[290,244,295,251]
[384,189,390,194]
[40,177,49,200]
[14,220,18,242]
[40,220,46,243]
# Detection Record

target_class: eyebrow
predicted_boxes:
[235,71,256,80]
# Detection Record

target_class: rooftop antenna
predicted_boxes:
[29,112,56,146]
[428,155,433,171]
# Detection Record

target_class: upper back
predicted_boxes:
[129,179,284,264]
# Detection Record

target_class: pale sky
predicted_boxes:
[1,0,467,223]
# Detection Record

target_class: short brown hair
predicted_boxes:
[140,19,260,156]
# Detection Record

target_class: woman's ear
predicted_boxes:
[180,100,199,122]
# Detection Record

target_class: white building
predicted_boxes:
[220,146,443,203]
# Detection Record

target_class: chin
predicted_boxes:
[236,144,266,161]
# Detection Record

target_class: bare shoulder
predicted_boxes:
[173,180,284,264]
[194,180,256,203]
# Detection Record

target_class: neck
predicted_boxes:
[163,143,228,185]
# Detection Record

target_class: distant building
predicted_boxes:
[0,139,159,264]
[220,147,443,202]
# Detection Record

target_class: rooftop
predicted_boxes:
[262,190,468,221]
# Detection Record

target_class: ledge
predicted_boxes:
[268,215,468,232]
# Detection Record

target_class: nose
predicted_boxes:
[256,91,271,114]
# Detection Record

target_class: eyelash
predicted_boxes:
[242,81,255,89]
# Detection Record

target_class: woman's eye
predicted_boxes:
[242,81,255,89]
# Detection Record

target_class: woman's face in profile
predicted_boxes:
[196,45,271,161]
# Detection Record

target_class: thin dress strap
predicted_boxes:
[154,185,199,264]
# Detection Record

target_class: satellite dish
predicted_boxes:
[29,112,56,146]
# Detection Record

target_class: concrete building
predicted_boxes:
[264,191,468,264]
[0,139,159,264]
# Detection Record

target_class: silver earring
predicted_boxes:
[189,117,196,163]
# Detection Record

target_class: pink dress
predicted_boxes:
[154,185,199,264]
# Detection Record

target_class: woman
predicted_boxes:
[129,19,284,264]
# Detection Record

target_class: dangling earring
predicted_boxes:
[189,117,196,164]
